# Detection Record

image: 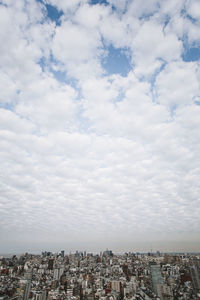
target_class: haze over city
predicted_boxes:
[0,0,200,254]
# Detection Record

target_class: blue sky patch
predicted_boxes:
[38,57,46,72]
[0,102,15,111]
[102,45,131,77]
[51,69,67,83]
[182,47,200,62]
[90,0,109,5]
[37,0,63,25]
[45,3,63,25]
[50,68,79,92]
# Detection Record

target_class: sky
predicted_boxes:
[0,0,200,254]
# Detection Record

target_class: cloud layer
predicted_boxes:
[0,0,200,253]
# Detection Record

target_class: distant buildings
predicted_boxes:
[0,251,200,300]
[190,258,200,291]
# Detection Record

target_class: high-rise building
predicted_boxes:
[23,282,31,300]
[110,281,122,294]
[190,259,200,291]
[150,263,163,295]
[48,259,54,270]
[53,268,59,281]
[35,291,46,300]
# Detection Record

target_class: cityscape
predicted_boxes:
[1,0,200,300]
[1,250,200,300]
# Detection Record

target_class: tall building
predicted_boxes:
[53,268,59,281]
[150,263,173,300]
[150,264,163,296]
[48,259,54,270]
[23,281,31,300]
[110,281,122,294]
[35,291,46,300]
[190,259,200,291]
[25,269,32,281]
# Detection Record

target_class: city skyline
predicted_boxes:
[0,0,200,253]
[2,250,200,299]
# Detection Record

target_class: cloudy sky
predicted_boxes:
[0,0,200,254]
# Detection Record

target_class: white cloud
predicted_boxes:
[0,73,18,104]
[99,11,131,48]
[127,0,160,18]
[155,61,199,108]
[0,0,200,252]
[167,15,200,46]
[52,20,104,79]
[131,19,183,77]
[187,0,200,20]
[74,3,108,29]
[52,21,100,63]
[159,0,184,16]
[0,109,35,133]
[16,75,78,132]
[81,73,170,141]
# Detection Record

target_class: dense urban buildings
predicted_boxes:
[1,250,200,300]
